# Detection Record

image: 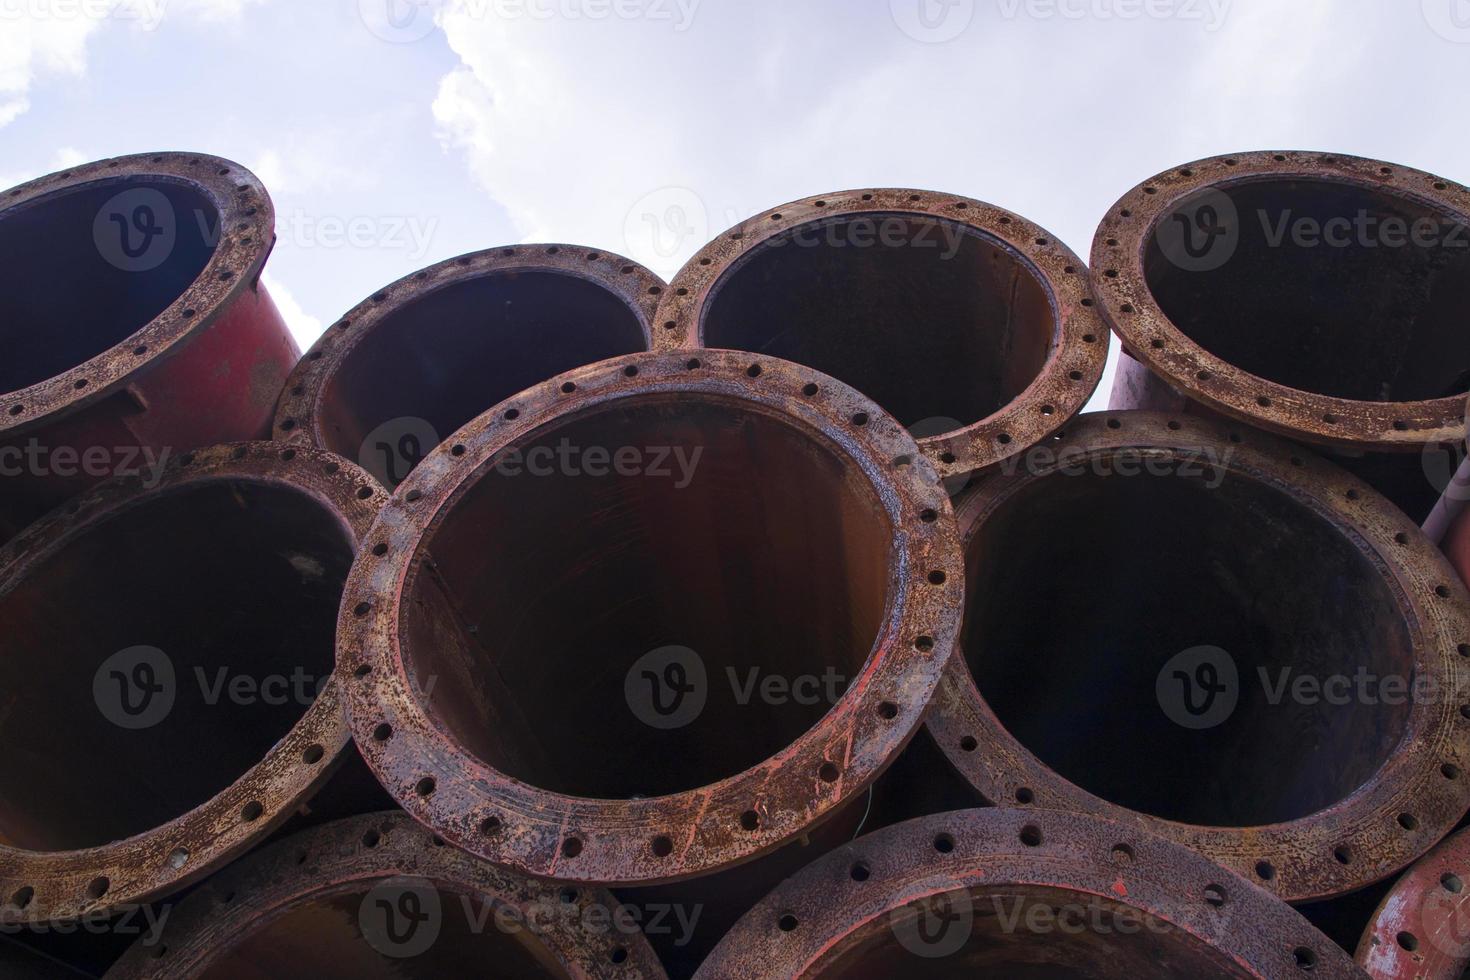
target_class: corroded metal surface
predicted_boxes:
[928,410,1470,903]
[104,812,667,979]
[1357,825,1470,978]
[339,349,964,886]
[652,188,1108,480]
[0,442,384,922]
[1093,151,1469,453]
[695,807,1364,978]
[0,153,296,541]
[273,244,662,486]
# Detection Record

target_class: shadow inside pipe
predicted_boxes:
[0,481,352,850]
[701,215,1055,430]
[964,462,1413,826]
[0,178,220,394]
[1144,177,1470,403]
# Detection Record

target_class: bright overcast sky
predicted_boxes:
[2,0,1466,406]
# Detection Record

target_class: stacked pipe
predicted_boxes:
[1,149,1467,979]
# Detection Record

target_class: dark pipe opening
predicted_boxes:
[1144,178,1470,402]
[820,887,1250,979]
[0,179,220,394]
[0,481,352,850]
[964,462,1413,826]
[198,885,566,979]
[318,271,646,481]
[701,215,1055,430]
[403,396,893,799]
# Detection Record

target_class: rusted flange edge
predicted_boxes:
[0,152,277,435]
[1357,824,1470,979]
[927,410,1470,903]
[1091,150,1470,452]
[0,441,385,923]
[103,811,667,979]
[694,806,1364,979]
[650,188,1110,479]
[338,348,965,886]
[272,244,667,448]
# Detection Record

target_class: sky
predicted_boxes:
[2,0,1467,407]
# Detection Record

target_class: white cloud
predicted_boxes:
[0,14,102,130]
[261,272,324,350]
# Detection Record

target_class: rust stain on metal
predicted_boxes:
[651,188,1109,481]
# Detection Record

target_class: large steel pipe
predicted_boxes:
[0,442,383,922]
[695,807,1364,978]
[927,410,1470,902]
[339,349,963,885]
[1092,151,1470,521]
[0,153,297,541]
[273,245,661,489]
[1357,825,1470,978]
[104,812,666,978]
[653,189,1108,481]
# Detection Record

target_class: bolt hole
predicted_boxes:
[415,777,436,797]
[85,877,109,901]
[1255,861,1275,881]
[1396,932,1418,952]
[651,835,673,857]
[1203,884,1226,908]
[241,801,263,822]
[562,837,583,858]
[1019,825,1042,847]
[818,762,840,783]
[778,913,799,932]
[302,744,324,764]
[933,833,955,854]
[740,810,760,831]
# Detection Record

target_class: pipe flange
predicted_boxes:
[339,349,964,885]
[0,152,277,436]
[0,442,384,922]
[696,807,1363,978]
[1092,151,1470,452]
[928,410,1470,902]
[653,188,1109,480]
[104,812,667,979]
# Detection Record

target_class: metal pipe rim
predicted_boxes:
[0,442,384,922]
[338,349,964,885]
[1091,150,1470,452]
[927,410,1470,902]
[0,152,277,436]
[652,187,1109,479]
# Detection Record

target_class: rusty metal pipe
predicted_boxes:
[274,245,662,489]
[653,189,1109,481]
[0,153,297,541]
[927,410,1470,902]
[0,442,383,922]
[104,812,666,979]
[695,807,1364,978]
[1093,151,1470,521]
[339,349,964,886]
[1357,824,1470,978]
